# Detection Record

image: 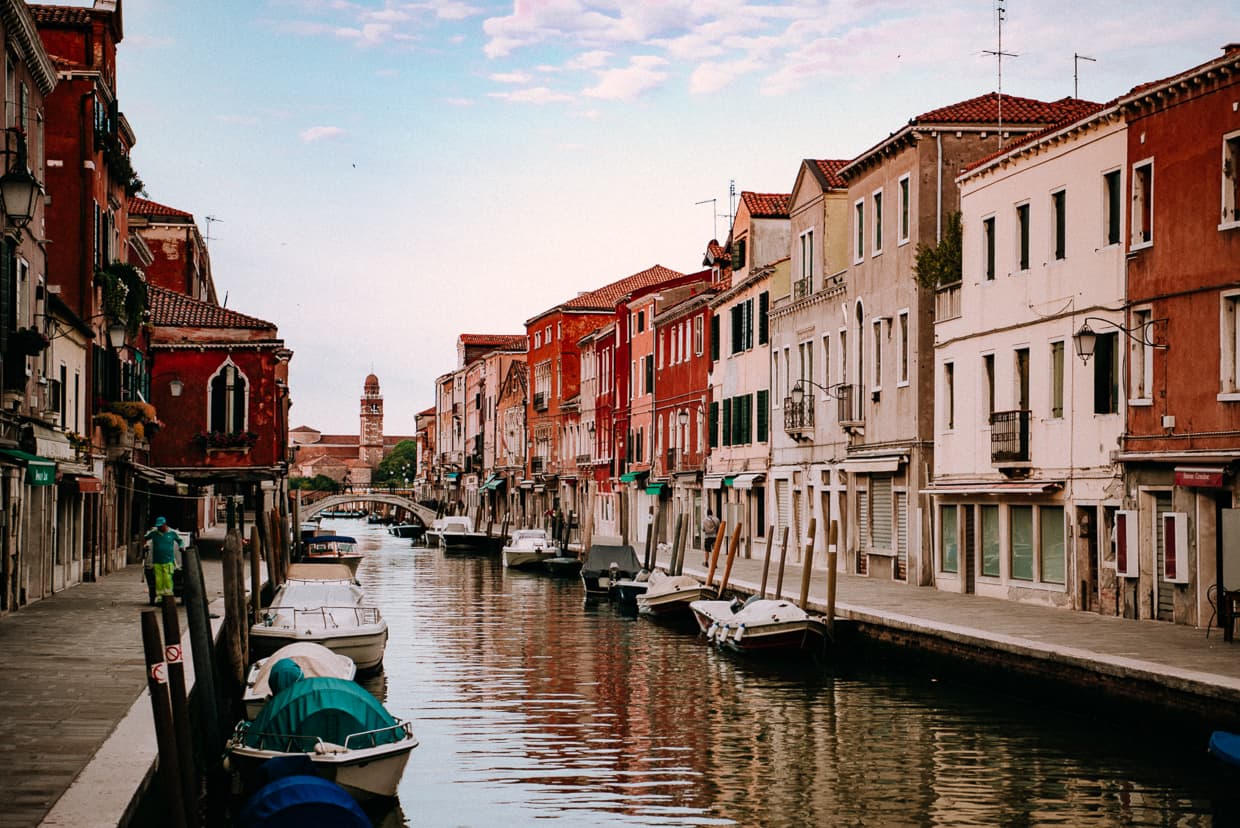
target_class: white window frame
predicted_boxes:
[982,214,996,281]
[1220,290,1240,400]
[821,333,831,391]
[1102,167,1123,248]
[872,188,884,256]
[693,314,703,356]
[1130,307,1154,405]
[897,173,911,245]
[1051,187,1067,261]
[1131,158,1154,250]
[534,331,541,349]
[1015,200,1031,272]
[207,358,251,434]
[897,309,910,387]
[942,360,955,432]
[1223,130,1240,231]
[871,317,883,393]
[1050,339,1065,419]
[853,198,865,264]
[799,228,814,290]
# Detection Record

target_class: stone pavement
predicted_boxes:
[0,557,230,828]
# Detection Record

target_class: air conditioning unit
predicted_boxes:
[1162,512,1189,584]
[1115,510,1138,578]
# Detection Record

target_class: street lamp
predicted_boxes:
[0,129,40,229]
[1073,316,1168,365]
[789,378,845,405]
[678,408,689,426]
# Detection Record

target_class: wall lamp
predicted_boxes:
[1073,316,1168,365]
[41,312,128,349]
[677,408,689,426]
[789,378,848,404]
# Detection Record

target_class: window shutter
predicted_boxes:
[710,315,720,361]
[709,401,719,448]
[756,389,769,442]
[1115,510,1138,578]
[722,398,732,446]
[731,305,742,354]
[1162,512,1189,584]
[744,299,754,350]
[758,291,769,344]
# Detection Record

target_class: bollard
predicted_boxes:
[161,598,200,827]
[221,530,245,686]
[705,522,726,588]
[799,518,817,611]
[142,610,189,828]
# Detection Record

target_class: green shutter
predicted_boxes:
[731,305,742,354]
[722,397,732,446]
[756,389,768,442]
[710,315,720,361]
[758,292,769,345]
[709,401,719,448]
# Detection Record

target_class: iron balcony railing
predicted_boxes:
[990,409,1031,463]
[783,395,813,433]
[793,276,813,299]
[836,384,864,426]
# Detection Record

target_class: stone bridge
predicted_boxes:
[300,492,437,525]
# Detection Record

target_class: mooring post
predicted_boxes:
[705,522,724,587]
[181,544,221,751]
[161,598,200,827]
[141,610,188,828]
[719,523,742,594]
[827,519,839,632]
[759,523,775,597]
[221,529,245,687]
[669,514,684,575]
[774,525,790,600]
[799,518,817,611]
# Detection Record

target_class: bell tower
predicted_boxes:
[360,374,384,467]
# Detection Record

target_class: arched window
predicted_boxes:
[208,360,249,434]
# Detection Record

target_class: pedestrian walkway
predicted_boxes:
[684,551,1240,723]
[0,558,229,828]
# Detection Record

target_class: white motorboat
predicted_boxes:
[300,534,364,576]
[243,641,356,719]
[501,528,559,569]
[388,522,424,541]
[637,570,717,616]
[251,571,388,673]
[580,543,642,599]
[227,676,417,801]
[708,598,831,654]
[689,597,743,636]
[439,515,496,554]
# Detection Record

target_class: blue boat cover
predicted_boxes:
[267,658,304,697]
[246,676,400,750]
[1209,730,1240,767]
[238,774,370,828]
[304,535,357,546]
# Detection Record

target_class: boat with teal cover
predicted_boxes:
[227,676,417,800]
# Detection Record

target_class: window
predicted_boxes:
[729,298,755,353]
[1104,169,1122,245]
[693,315,703,356]
[710,315,720,361]
[854,199,865,263]
[873,189,883,254]
[799,229,814,291]
[1040,506,1065,584]
[545,325,551,342]
[940,506,958,573]
[822,334,831,390]
[1015,347,1029,411]
[1016,203,1030,270]
[983,216,996,280]
[898,174,910,244]
[898,312,909,386]
[1052,189,1066,260]
[1010,505,1033,580]
[208,361,248,434]
[1050,341,1064,418]
[1225,132,1240,227]
[661,331,668,368]
[534,331,541,349]
[1093,332,1119,414]
[983,353,995,418]
[709,401,719,448]
[1131,308,1153,401]
[731,238,747,273]
[1132,160,1153,246]
[637,310,645,333]
[1224,293,1240,396]
[944,362,955,430]
[872,319,883,390]
[644,354,653,394]
[798,340,813,386]
[722,398,732,446]
[758,291,769,345]
[756,389,769,443]
[981,504,1000,577]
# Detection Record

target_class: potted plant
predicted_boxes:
[193,430,259,451]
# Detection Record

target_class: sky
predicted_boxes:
[99,0,1239,434]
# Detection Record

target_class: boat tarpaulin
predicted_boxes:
[581,544,642,577]
[246,677,399,749]
[238,774,370,828]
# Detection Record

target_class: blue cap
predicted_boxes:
[154,517,166,527]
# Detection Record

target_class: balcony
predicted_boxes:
[793,276,813,299]
[530,456,545,473]
[576,453,591,466]
[533,392,548,411]
[783,395,813,437]
[935,282,961,322]
[836,384,864,427]
[990,409,1031,464]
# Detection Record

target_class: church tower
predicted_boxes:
[360,374,384,467]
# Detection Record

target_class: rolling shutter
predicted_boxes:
[896,491,908,581]
[1154,494,1174,620]
[871,477,892,551]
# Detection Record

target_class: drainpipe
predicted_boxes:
[936,131,943,243]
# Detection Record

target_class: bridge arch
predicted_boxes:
[300,492,437,526]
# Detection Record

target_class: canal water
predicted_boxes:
[324,518,1239,827]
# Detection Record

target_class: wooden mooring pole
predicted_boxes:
[799,518,817,611]
[221,527,245,687]
[141,610,188,828]
[249,527,262,628]
[759,523,775,597]
[719,523,742,595]
[669,514,685,575]
[774,526,790,599]
[827,520,839,632]
[161,597,200,827]
[180,544,221,752]
[705,522,726,587]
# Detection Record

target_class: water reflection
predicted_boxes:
[321,518,1240,827]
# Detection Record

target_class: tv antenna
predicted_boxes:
[204,214,223,248]
[982,1,1018,147]
[694,198,718,240]
[1074,52,1096,98]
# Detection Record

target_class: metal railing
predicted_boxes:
[793,276,813,299]
[783,395,813,433]
[990,409,1031,463]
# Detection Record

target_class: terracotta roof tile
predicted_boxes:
[28,5,93,25]
[741,191,790,218]
[811,160,850,189]
[963,101,1110,174]
[459,333,527,350]
[149,284,276,330]
[705,239,730,264]
[561,264,685,311]
[128,197,194,219]
[1123,46,1240,102]
[913,93,1099,126]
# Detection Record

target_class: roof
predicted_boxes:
[810,159,850,189]
[962,101,1111,175]
[912,93,1100,126]
[1124,44,1240,101]
[128,197,194,220]
[741,191,790,219]
[149,284,276,330]
[459,333,527,350]
[28,5,93,25]
[557,264,685,313]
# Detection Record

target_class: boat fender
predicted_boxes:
[734,623,746,641]
[706,621,718,639]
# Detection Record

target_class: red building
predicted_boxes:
[127,196,217,303]
[1116,45,1240,627]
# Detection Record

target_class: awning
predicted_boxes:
[445,472,460,482]
[127,461,176,486]
[482,475,506,491]
[519,479,534,489]
[645,482,667,495]
[923,480,1063,496]
[731,472,765,490]
[1174,466,1227,488]
[23,422,74,462]
[703,473,726,490]
[0,448,55,486]
[841,456,905,474]
[619,470,647,483]
[721,475,737,487]
[61,475,102,493]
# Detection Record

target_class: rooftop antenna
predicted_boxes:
[694,197,718,241]
[204,214,223,248]
[1074,52,1096,98]
[727,179,736,226]
[982,1,1018,148]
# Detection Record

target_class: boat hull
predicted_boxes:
[543,556,582,576]
[715,618,830,654]
[250,625,388,673]
[440,533,498,554]
[638,584,716,616]
[612,579,648,604]
[1210,731,1240,767]
[300,554,362,576]
[502,549,556,569]
[388,524,424,540]
[689,599,741,635]
[228,730,416,801]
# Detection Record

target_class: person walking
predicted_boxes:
[702,510,720,566]
[144,517,184,604]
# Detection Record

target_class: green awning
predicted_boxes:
[482,475,505,491]
[619,470,648,483]
[0,448,56,486]
[645,482,667,496]
[722,475,737,487]
[445,472,460,481]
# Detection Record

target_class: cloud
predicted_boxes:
[565,49,612,71]
[490,71,533,83]
[582,55,669,100]
[689,57,760,94]
[443,97,475,107]
[300,126,347,142]
[376,68,400,77]
[487,86,574,104]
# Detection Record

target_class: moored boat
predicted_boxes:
[637,570,717,616]
[251,571,388,673]
[709,598,830,654]
[243,642,357,719]
[689,597,743,635]
[439,516,496,554]
[237,772,370,828]
[388,522,424,541]
[501,528,559,569]
[580,543,642,599]
[227,676,417,801]
[300,535,364,576]
[1209,731,1240,767]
